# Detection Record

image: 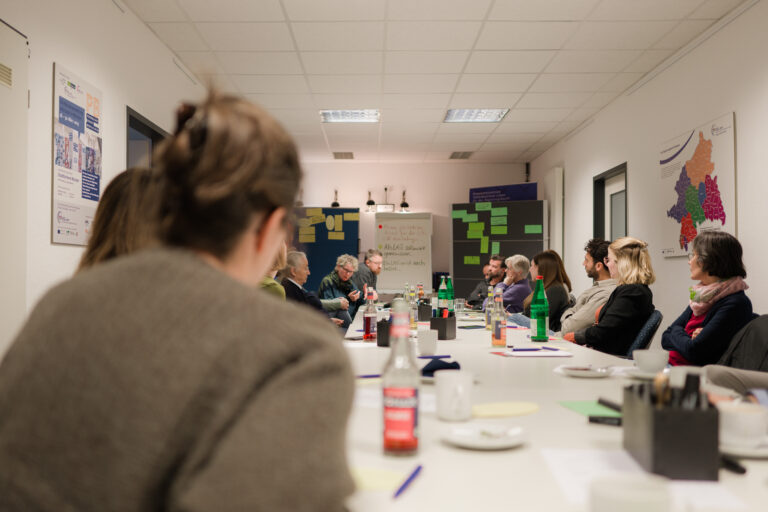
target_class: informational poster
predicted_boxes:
[375,212,432,293]
[660,113,735,257]
[52,63,102,245]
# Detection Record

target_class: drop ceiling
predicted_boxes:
[123,0,747,164]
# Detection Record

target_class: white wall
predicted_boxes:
[530,0,768,344]
[300,162,525,276]
[1,0,204,312]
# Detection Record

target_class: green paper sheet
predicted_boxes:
[491,225,507,235]
[475,202,492,211]
[480,236,489,253]
[452,209,467,219]
[559,401,621,418]
[467,231,482,239]
[464,255,481,265]
[490,216,507,225]
[525,224,543,234]
[464,213,478,222]
[468,222,485,231]
[491,207,508,216]
[491,242,500,255]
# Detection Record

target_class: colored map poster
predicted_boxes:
[660,113,735,257]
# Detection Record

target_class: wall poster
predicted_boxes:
[660,112,735,257]
[52,63,102,245]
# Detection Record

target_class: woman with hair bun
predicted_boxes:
[662,231,752,366]
[0,92,354,511]
[564,237,656,356]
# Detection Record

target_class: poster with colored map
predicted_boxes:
[660,113,735,257]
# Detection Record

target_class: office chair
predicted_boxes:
[626,310,663,358]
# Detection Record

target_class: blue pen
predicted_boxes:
[393,464,422,499]
[417,355,450,359]
[356,374,381,379]
[511,348,541,352]
[541,346,559,351]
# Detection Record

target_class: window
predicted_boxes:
[593,163,627,241]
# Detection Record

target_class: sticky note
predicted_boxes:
[452,209,467,219]
[559,401,621,418]
[298,234,315,243]
[309,215,325,225]
[464,255,481,265]
[490,216,506,225]
[490,207,507,216]
[475,202,492,211]
[297,218,311,228]
[325,216,335,231]
[491,226,507,235]
[328,231,345,240]
[491,242,500,255]
[306,208,323,217]
[468,222,484,232]
[334,214,343,231]
[463,213,478,222]
[343,212,359,221]
[467,231,482,239]
[480,236,489,253]
[351,467,405,492]
[525,224,543,234]
[299,226,315,236]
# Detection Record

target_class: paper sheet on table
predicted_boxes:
[559,400,621,418]
[355,387,436,413]
[505,350,572,357]
[541,449,746,510]
[472,401,539,417]
[351,467,405,492]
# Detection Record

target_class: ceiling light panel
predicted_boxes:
[319,110,381,123]
[443,109,509,123]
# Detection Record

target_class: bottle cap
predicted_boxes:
[537,275,543,279]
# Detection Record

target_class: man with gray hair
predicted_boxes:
[351,249,382,301]
[318,254,362,328]
[497,254,532,313]
[281,251,348,327]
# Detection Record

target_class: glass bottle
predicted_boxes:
[446,275,455,313]
[417,283,425,302]
[382,298,419,456]
[408,285,418,331]
[437,276,448,312]
[363,288,377,342]
[485,285,494,330]
[491,288,506,347]
[530,276,549,342]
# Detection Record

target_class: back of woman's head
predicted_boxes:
[77,167,156,272]
[610,237,656,285]
[543,249,571,291]
[692,231,746,279]
[532,251,563,290]
[153,90,301,259]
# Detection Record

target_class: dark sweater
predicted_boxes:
[574,284,654,357]
[524,283,570,332]
[661,291,753,366]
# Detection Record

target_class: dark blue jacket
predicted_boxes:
[661,291,753,366]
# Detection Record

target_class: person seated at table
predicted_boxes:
[0,91,354,511]
[559,239,617,334]
[76,167,156,272]
[282,250,346,327]
[545,249,573,295]
[482,254,507,310]
[564,237,655,356]
[351,248,381,301]
[318,254,362,328]
[467,262,491,308]
[259,241,287,299]
[496,254,531,313]
[661,231,752,366]
[521,251,571,331]
[705,365,768,397]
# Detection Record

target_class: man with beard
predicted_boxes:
[482,255,507,311]
[351,249,382,301]
[467,263,492,308]
[559,239,617,334]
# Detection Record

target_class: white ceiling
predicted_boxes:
[124,0,746,164]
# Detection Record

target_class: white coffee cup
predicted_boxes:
[717,401,768,449]
[435,370,473,422]
[633,349,668,373]
[417,329,438,356]
[590,474,670,512]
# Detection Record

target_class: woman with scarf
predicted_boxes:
[662,231,753,366]
[318,254,362,328]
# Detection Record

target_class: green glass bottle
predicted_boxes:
[446,275,455,312]
[437,276,448,313]
[530,276,549,342]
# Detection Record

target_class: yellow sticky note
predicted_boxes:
[298,234,315,243]
[297,218,311,228]
[472,402,539,418]
[299,226,315,236]
[306,208,323,217]
[328,231,345,240]
[343,212,359,221]
[351,467,404,492]
[309,215,325,225]
[334,214,343,231]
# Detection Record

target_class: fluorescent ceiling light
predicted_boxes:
[444,108,509,123]
[319,109,380,123]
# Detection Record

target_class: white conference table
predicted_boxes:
[343,313,768,512]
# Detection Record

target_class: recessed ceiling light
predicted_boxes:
[444,108,509,123]
[319,109,380,123]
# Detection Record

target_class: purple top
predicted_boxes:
[498,279,532,313]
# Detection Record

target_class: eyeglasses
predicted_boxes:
[339,266,355,274]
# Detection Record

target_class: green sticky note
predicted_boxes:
[464,255,481,265]
[491,207,507,216]
[490,216,506,225]
[491,242,500,255]
[452,209,467,219]
[525,224,543,234]
[491,225,507,235]
[467,230,482,239]
[475,202,492,211]
[480,236,489,253]
[468,222,485,232]
[559,401,621,418]
[464,213,478,222]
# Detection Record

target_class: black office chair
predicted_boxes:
[626,310,663,358]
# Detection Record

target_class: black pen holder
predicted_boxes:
[622,385,719,481]
[430,315,456,340]
[376,320,390,347]
[418,304,432,322]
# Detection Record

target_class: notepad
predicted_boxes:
[559,401,621,418]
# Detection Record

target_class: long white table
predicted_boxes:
[343,315,768,511]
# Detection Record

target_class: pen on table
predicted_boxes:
[356,374,381,379]
[721,455,747,475]
[588,415,622,426]
[417,355,450,359]
[510,348,542,352]
[597,397,622,413]
[541,346,559,351]
[393,464,422,499]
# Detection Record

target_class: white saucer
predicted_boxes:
[441,425,525,451]
[561,365,611,378]
[624,368,668,380]
[720,441,768,459]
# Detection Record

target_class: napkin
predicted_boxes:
[421,359,460,377]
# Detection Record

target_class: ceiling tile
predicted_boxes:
[516,92,592,108]
[456,74,537,93]
[489,0,600,21]
[480,141,537,152]
[424,151,457,161]
[436,122,499,134]
[283,0,385,21]
[232,75,309,94]
[494,121,558,133]
[588,0,706,21]
[565,21,677,50]
[432,133,489,144]
[292,22,385,51]
[386,22,482,51]
[308,75,383,94]
[385,52,469,74]
[267,109,322,125]
[583,91,621,108]
[470,151,524,162]
[380,109,446,123]
[545,50,642,72]
[176,51,225,74]
[387,0,493,20]
[484,131,543,145]
[599,72,644,91]
[195,23,294,51]
[123,0,187,22]
[476,22,577,50]
[382,94,451,109]
[565,108,600,122]
[301,52,383,75]
[529,139,558,152]
[504,108,572,122]
[244,93,315,109]
[383,74,458,94]
[623,49,675,72]
[322,124,380,137]
[216,52,304,74]
[555,120,588,132]
[652,20,714,49]
[519,150,544,161]
[449,93,522,108]
[529,73,614,92]
[378,151,428,162]
[429,140,483,151]
[465,51,555,73]
[178,0,284,21]
[313,94,382,109]
[688,0,745,19]
[197,74,240,93]
[148,22,209,52]
[380,123,440,136]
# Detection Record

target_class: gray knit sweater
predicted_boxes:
[0,248,355,512]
